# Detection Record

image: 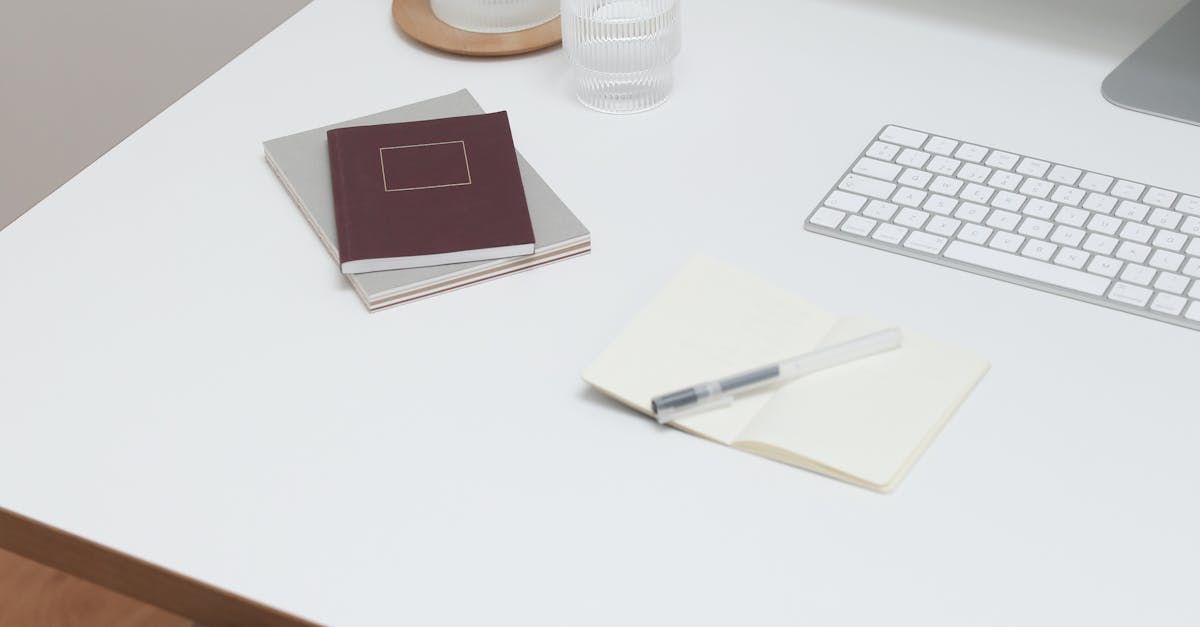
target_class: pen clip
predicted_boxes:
[655,394,735,425]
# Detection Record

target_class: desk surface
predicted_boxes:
[3,0,1199,624]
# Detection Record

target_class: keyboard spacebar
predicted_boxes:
[944,241,1111,296]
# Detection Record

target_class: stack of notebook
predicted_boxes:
[264,89,590,311]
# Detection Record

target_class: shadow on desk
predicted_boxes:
[823,0,1188,56]
[577,386,666,431]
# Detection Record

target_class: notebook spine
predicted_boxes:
[327,131,353,268]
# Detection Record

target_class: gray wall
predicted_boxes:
[0,0,311,231]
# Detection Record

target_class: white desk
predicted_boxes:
[3,0,1199,624]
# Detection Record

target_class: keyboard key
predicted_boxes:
[895,207,931,229]
[1087,255,1123,278]
[955,202,990,223]
[1051,186,1086,206]
[1115,242,1151,264]
[959,224,993,244]
[927,216,962,237]
[1050,225,1086,247]
[872,223,908,244]
[945,241,1110,295]
[841,215,878,237]
[1144,188,1177,208]
[1150,292,1187,316]
[863,200,899,221]
[957,163,992,183]
[1120,263,1156,286]
[904,231,948,255]
[1083,233,1119,256]
[880,126,928,148]
[1119,222,1154,244]
[893,187,928,207]
[1054,247,1089,270]
[1087,214,1122,235]
[955,143,989,163]
[1111,180,1146,200]
[929,176,963,196]
[1179,196,1200,216]
[985,151,1020,171]
[1086,214,1123,237]
[1019,178,1054,199]
[961,183,995,204]
[896,149,931,168]
[1016,158,1051,178]
[1079,172,1113,192]
[1113,200,1149,221]
[1192,282,1200,299]
[1018,217,1053,239]
[927,156,961,176]
[1054,206,1090,227]
[853,157,902,181]
[1083,193,1119,214]
[989,171,1023,191]
[826,191,868,213]
[866,141,901,161]
[1048,165,1082,185]
[992,191,1026,212]
[1181,216,1200,236]
[1023,198,1057,219]
[1154,230,1188,252]
[1176,241,1200,258]
[923,194,958,215]
[1182,258,1200,278]
[1186,301,1200,322]
[899,168,933,188]
[1154,271,1189,294]
[990,232,1025,252]
[840,174,896,200]
[925,136,959,156]
[1108,282,1152,307]
[1149,250,1184,272]
[986,210,1021,231]
[811,207,846,228]
[1148,208,1182,230]
[1022,240,1057,261]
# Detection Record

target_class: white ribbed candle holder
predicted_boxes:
[562,0,682,114]
[430,0,559,33]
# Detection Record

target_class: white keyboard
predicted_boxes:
[806,125,1200,331]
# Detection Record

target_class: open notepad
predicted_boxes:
[584,257,989,492]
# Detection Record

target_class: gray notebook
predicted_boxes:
[264,89,590,311]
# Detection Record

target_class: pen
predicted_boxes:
[650,328,903,424]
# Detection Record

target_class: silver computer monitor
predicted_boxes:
[1103,0,1200,126]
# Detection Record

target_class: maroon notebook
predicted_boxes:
[327,111,535,273]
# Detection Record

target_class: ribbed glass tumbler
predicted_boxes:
[561,0,682,114]
[431,0,559,33]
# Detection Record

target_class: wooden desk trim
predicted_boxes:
[0,507,317,627]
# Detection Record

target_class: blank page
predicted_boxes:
[734,317,989,491]
[583,256,838,445]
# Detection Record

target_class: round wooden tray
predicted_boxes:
[392,0,562,57]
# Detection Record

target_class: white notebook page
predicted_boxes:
[583,256,988,491]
